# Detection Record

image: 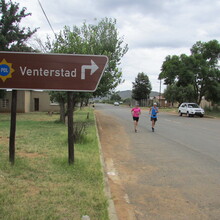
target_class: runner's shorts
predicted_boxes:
[133,117,139,121]
[151,117,157,122]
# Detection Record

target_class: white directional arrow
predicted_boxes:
[81,60,99,80]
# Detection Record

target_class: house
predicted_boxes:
[150,95,166,107]
[0,90,60,113]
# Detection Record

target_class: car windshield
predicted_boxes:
[188,104,199,108]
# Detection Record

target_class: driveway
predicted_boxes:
[95,104,220,220]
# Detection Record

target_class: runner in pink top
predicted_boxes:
[131,104,141,132]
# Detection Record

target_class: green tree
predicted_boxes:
[190,40,220,103]
[49,91,67,123]
[123,97,132,105]
[49,91,89,123]
[110,92,121,101]
[46,18,128,122]
[132,72,152,103]
[0,0,37,51]
[47,18,128,96]
[164,84,196,105]
[159,40,220,104]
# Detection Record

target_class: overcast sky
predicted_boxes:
[16,0,220,93]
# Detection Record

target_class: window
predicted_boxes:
[1,99,9,108]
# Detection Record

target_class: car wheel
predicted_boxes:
[186,112,190,117]
[179,111,182,116]
[200,115,204,118]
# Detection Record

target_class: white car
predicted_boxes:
[178,103,204,117]
[114,102,119,106]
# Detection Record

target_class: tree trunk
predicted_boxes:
[80,99,83,110]
[85,98,89,106]
[59,101,66,123]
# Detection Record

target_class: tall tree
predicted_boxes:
[47,18,128,96]
[49,91,67,123]
[164,84,196,105]
[46,18,128,122]
[49,91,87,122]
[0,0,37,51]
[132,72,152,103]
[159,40,220,104]
[110,92,121,101]
[190,40,220,103]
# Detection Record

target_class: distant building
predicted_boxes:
[150,95,166,107]
[0,90,59,113]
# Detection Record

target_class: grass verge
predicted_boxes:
[0,108,109,220]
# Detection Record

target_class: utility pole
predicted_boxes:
[159,79,161,107]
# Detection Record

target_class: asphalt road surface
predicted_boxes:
[95,104,220,220]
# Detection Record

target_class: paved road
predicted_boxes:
[96,104,220,220]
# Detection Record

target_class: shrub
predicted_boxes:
[73,121,88,143]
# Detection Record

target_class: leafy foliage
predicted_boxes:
[73,121,88,143]
[164,84,196,104]
[46,18,128,97]
[132,72,152,102]
[159,40,220,104]
[110,92,121,101]
[0,0,37,51]
[46,18,128,122]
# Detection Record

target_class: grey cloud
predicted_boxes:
[35,0,220,47]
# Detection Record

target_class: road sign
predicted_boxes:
[0,52,108,91]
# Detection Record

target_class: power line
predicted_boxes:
[37,0,56,37]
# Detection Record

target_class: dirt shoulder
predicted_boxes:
[95,110,138,220]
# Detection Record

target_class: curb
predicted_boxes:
[94,112,118,220]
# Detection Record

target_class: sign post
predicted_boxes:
[0,52,108,164]
[67,91,74,164]
[9,90,17,165]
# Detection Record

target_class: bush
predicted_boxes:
[204,105,220,113]
[73,121,88,143]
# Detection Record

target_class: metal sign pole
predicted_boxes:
[9,90,17,165]
[67,91,74,164]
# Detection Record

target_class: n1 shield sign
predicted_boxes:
[0,52,108,91]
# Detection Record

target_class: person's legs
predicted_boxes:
[133,120,136,131]
[151,120,154,132]
[133,118,139,132]
[151,118,156,132]
[135,120,138,132]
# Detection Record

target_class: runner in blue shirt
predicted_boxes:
[149,103,159,132]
